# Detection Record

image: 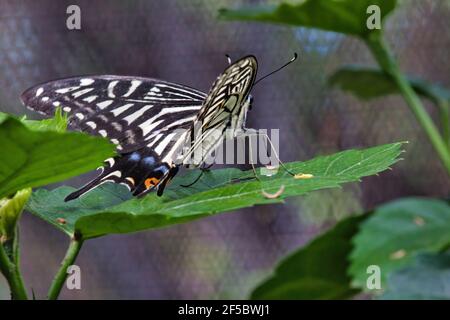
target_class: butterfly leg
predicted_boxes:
[156,165,179,196]
[247,135,261,181]
[180,163,213,188]
[180,170,204,188]
[260,132,295,176]
[242,129,295,176]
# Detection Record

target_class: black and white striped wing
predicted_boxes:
[183,56,257,166]
[21,76,207,200]
[21,75,206,153]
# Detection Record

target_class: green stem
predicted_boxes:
[0,241,28,300]
[5,227,21,267]
[47,237,83,300]
[437,99,450,149]
[12,229,20,266]
[365,35,450,176]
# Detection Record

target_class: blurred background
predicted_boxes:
[0,0,449,299]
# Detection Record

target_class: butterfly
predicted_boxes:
[21,55,258,201]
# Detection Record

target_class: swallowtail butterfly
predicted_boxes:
[21,56,257,201]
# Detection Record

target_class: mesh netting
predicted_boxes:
[0,0,448,299]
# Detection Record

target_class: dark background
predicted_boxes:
[0,0,449,299]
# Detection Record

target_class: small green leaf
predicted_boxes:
[0,109,68,132]
[349,198,450,290]
[381,253,450,300]
[251,215,366,299]
[22,108,68,132]
[26,142,405,240]
[0,188,31,240]
[329,66,450,103]
[0,117,116,198]
[219,0,396,37]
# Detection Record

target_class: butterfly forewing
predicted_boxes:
[182,56,257,166]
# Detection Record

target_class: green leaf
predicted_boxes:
[22,108,68,133]
[0,188,31,240]
[0,109,68,132]
[0,117,116,198]
[251,215,366,299]
[26,142,405,240]
[412,82,450,103]
[329,67,398,99]
[0,113,9,124]
[349,198,450,291]
[381,253,450,300]
[329,66,450,103]
[219,0,396,37]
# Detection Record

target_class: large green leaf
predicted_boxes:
[26,142,404,240]
[349,198,450,290]
[329,66,450,103]
[381,253,450,300]
[219,0,396,37]
[0,117,116,198]
[251,215,366,299]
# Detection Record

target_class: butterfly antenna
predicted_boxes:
[254,53,298,86]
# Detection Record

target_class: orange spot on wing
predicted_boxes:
[144,177,160,189]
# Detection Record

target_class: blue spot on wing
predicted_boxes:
[143,156,156,166]
[129,152,141,161]
[154,165,168,173]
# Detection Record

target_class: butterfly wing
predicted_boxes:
[21,75,206,152]
[21,76,207,200]
[182,56,257,166]
[63,148,178,201]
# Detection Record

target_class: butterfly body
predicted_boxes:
[21,56,257,200]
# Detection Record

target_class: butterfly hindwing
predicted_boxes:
[63,148,172,201]
[21,76,206,153]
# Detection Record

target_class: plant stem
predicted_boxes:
[0,241,28,300]
[47,237,83,300]
[12,229,19,265]
[365,34,450,176]
[437,99,450,149]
